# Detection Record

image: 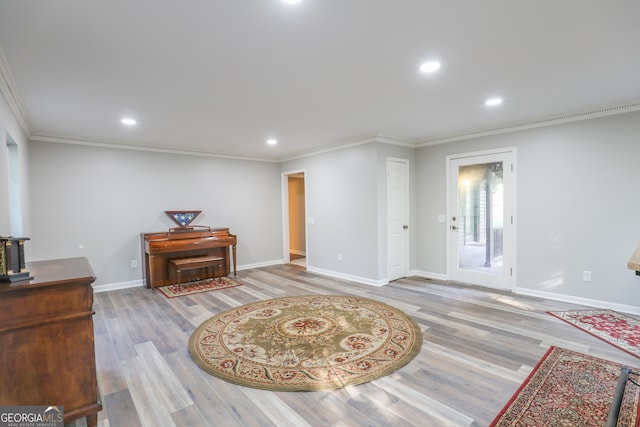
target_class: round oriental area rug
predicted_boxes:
[188,294,423,391]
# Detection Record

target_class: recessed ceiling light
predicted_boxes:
[267,139,278,145]
[281,0,302,4]
[485,97,503,107]
[121,118,137,125]
[419,61,441,73]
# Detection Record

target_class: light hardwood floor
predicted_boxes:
[75,264,640,427]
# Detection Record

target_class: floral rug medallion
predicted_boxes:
[188,295,423,391]
[548,309,640,358]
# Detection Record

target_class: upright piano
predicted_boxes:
[142,226,237,288]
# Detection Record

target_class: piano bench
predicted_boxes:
[169,256,224,284]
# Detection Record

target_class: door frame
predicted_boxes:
[387,157,410,281]
[281,169,308,266]
[445,147,517,290]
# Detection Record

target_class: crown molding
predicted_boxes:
[0,41,32,136]
[32,132,415,164]
[30,134,280,163]
[280,133,416,162]
[417,101,640,147]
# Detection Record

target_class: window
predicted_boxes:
[6,132,23,236]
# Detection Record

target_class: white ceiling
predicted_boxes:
[1,1,639,161]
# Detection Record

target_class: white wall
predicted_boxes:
[0,91,30,238]
[416,110,640,308]
[28,141,283,288]
[282,141,415,285]
[25,135,413,289]
[282,144,379,283]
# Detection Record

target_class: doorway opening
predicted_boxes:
[284,171,306,268]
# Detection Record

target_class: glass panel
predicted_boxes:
[457,161,504,275]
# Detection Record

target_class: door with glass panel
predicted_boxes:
[448,149,515,290]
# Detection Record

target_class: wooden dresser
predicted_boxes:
[0,257,102,427]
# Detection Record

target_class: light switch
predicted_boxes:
[437,215,445,223]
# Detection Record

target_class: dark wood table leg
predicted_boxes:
[86,414,98,427]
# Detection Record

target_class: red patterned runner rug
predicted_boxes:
[548,310,640,359]
[157,277,241,298]
[188,295,423,391]
[491,347,640,426]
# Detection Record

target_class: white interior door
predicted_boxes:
[448,149,516,290]
[387,158,410,281]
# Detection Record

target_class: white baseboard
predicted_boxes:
[94,266,430,291]
[413,270,640,315]
[93,279,144,293]
[92,261,284,293]
[515,287,640,316]
[93,266,639,316]
[237,260,283,271]
[306,266,387,287]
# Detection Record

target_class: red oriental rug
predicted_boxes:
[548,310,640,359]
[158,277,242,298]
[491,347,640,426]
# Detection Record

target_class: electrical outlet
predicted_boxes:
[338,253,342,262]
[583,271,592,282]
[131,260,138,269]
